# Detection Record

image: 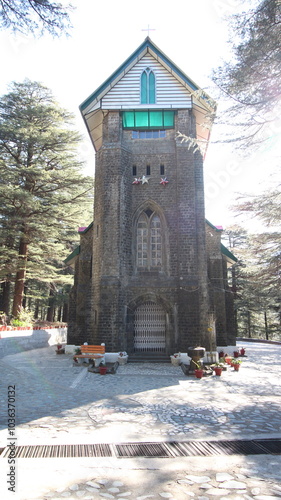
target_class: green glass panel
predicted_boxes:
[135,111,149,127]
[163,111,174,126]
[141,71,147,104]
[149,111,163,127]
[149,71,155,104]
[123,111,135,127]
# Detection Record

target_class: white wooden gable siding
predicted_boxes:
[101,54,192,110]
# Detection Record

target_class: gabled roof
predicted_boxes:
[80,37,216,152]
[80,37,214,113]
[221,243,238,265]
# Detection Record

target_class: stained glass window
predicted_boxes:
[122,110,174,129]
[141,68,155,104]
[137,212,162,269]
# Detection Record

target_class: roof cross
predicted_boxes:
[141,24,156,37]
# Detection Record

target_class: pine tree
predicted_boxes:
[212,0,281,150]
[0,80,93,319]
[0,0,73,36]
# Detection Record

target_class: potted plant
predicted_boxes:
[231,358,242,371]
[56,343,65,354]
[117,351,128,365]
[213,363,224,376]
[224,355,232,365]
[233,350,239,358]
[170,353,181,366]
[193,360,204,379]
[240,347,246,356]
[99,362,107,375]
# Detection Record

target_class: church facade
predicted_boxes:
[66,38,237,356]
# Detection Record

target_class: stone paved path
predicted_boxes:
[0,341,281,499]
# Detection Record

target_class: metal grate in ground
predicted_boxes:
[0,439,280,459]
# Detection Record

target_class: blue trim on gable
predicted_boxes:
[80,37,199,112]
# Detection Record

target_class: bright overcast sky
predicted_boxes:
[0,0,278,229]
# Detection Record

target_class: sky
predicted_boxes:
[0,0,278,230]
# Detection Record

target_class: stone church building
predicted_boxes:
[66,38,237,357]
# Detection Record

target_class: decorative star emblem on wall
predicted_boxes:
[141,175,150,184]
[132,177,141,185]
[160,177,169,186]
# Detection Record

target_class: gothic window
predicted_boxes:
[137,211,162,269]
[141,68,156,104]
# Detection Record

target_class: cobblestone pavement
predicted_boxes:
[0,342,281,499]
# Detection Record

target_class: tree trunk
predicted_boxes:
[62,302,68,323]
[34,300,40,319]
[247,310,252,338]
[0,280,11,316]
[264,310,269,340]
[22,283,28,309]
[47,285,55,322]
[12,238,28,318]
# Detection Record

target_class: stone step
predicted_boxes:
[129,354,170,363]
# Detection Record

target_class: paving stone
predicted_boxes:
[254,497,281,500]
[108,488,121,493]
[185,476,211,484]
[116,492,132,497]
[216,473,234,482]
[252,488,262,495]
[177,480,193,485]
[86,481,100,489]
[69,484,79,491]
[136,496,155,500]
[218,481,247,489]
[205,488,230,496]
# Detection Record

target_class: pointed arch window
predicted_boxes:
[141,68,156,104]
[137,210,162,269]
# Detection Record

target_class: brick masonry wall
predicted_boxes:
[68,109,235,354]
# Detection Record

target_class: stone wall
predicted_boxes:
[0,327,67,358]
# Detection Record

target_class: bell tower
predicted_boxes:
[66,38,236,356]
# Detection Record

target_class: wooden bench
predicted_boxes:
[73,345,105,365]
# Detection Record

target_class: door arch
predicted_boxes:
[134,301,166,353]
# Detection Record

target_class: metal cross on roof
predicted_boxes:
[141,24,156,37]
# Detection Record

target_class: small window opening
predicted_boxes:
[132,165,137,176]
[160,164,165,175]
[146,165,151,176]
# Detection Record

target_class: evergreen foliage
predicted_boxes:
[224,187,281,340]
[0,0,73,36]
[213,0,281,149]
[0,79,93,319]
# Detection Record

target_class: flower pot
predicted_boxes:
[240,348,246,356]
[194,369,204,379]
[218,351,224,358]
[99,366,107,375]
[214,367,223,376]
[170,356,181,366]
[233,351,239,358]
[225,356,232,365]
[233,364,240,371]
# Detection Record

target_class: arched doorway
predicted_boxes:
[134,301,166,353]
